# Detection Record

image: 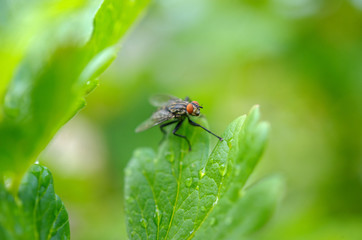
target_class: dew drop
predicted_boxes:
[153,205,162,225]
[218,163,227,176]
[196,185,199,190]
[156,208,161,217]
[185,178,192,187]
[210,217,216,226]
[189,230,194,235]
[199,168,206,179]
[140,218,148,228]
[212,197,219,206]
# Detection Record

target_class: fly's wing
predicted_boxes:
[135,109,174,132]
[149,94,181,107]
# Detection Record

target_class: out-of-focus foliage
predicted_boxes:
[125,106,283,239]
[0,0,150,179]
[0,164,69,240]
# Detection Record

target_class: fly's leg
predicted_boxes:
[159,120,179,144]
[173,119,192,151]
[187,117,223,141]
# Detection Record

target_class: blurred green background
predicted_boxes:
[4,0,361,239]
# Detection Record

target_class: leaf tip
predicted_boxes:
[249,104,261,119]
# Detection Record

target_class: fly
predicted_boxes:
[135,94,223,151]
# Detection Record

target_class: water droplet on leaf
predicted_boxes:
[199,168,206,179]
[185,178,192,187]
[213,197,219,206]
[153,205,162,224]
[140,218,148,228]
[210,217,217,226]
[219,163,227,176]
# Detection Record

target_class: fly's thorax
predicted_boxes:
[167,102,188,117]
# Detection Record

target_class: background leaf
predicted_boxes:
[0,164,69,240]
[125,105,283,239]
[0,0,150,179]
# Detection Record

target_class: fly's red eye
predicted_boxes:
[187,103,193,114]
[192,101,199,106]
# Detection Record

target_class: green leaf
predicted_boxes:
[125,105,284,239]
[193,175,284,240]
[0,0,150,177]
[0,164,70,240]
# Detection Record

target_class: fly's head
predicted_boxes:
[186,101,202,116]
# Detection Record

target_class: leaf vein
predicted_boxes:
[163,126,191,239]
